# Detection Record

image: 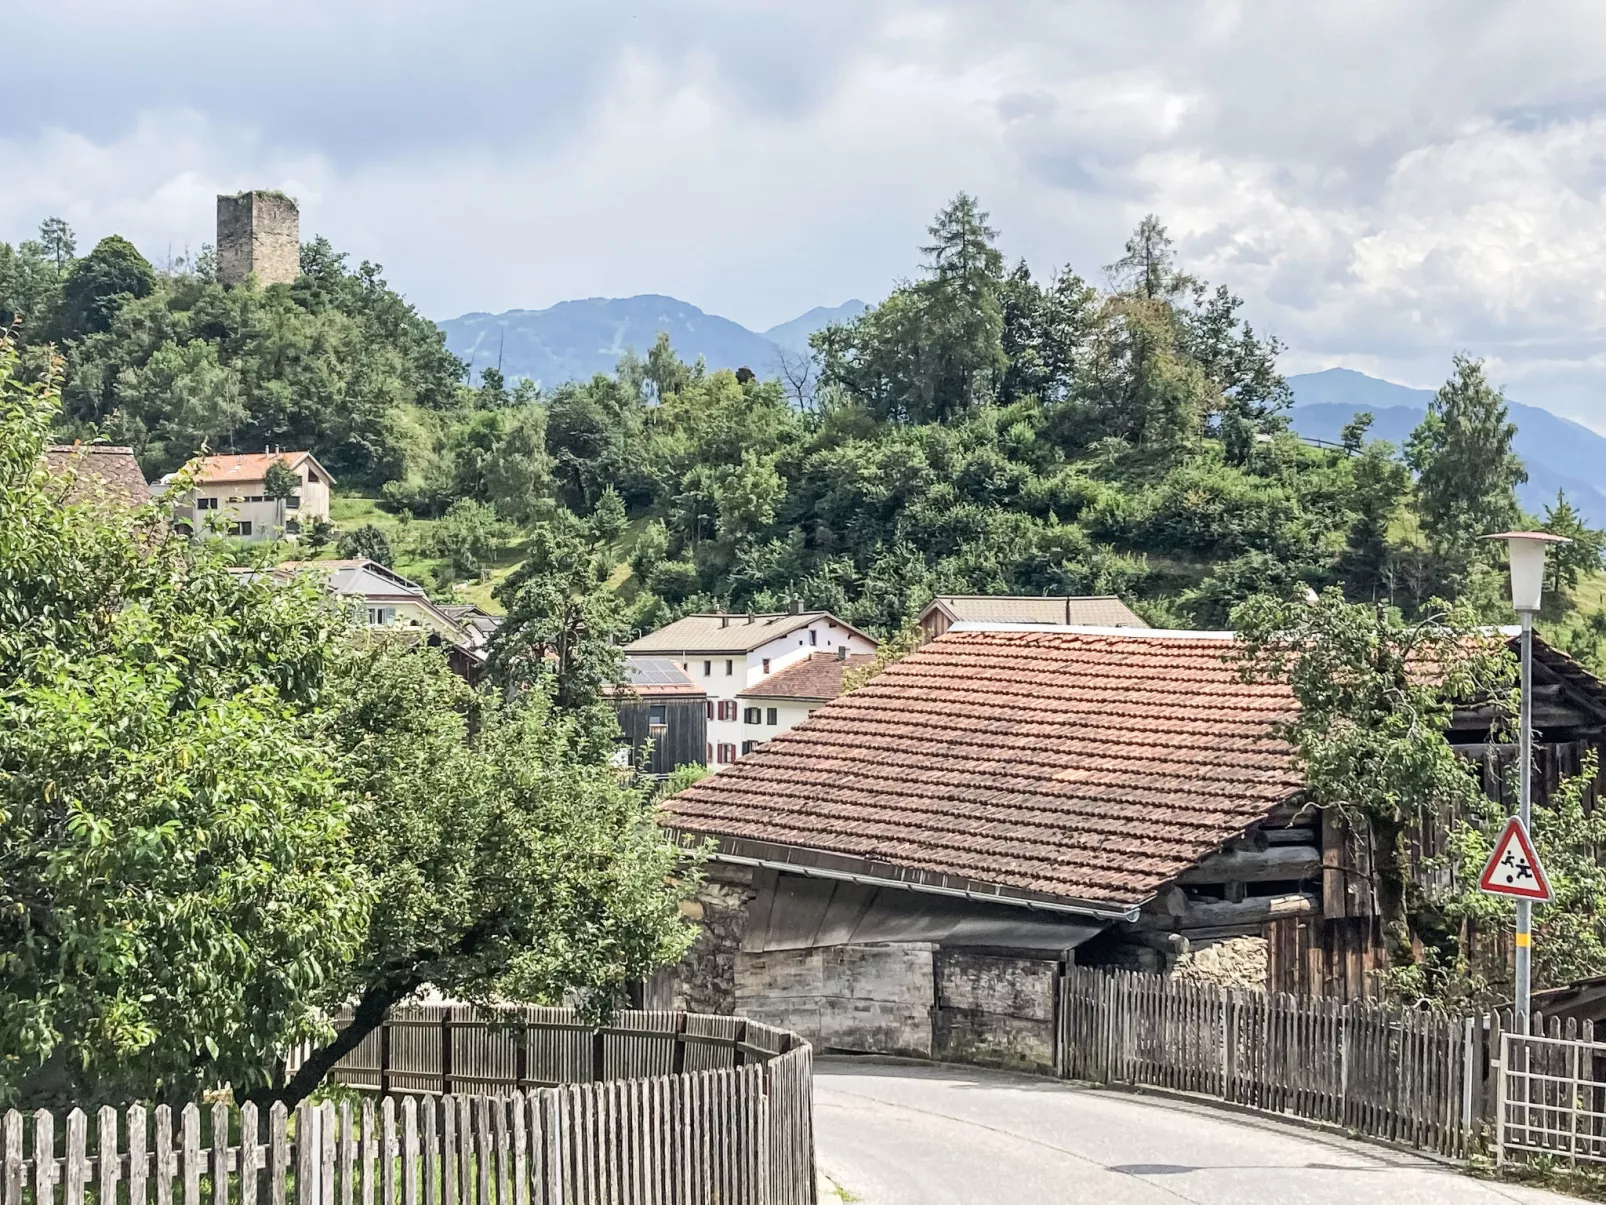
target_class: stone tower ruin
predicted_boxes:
[216,190,300,287]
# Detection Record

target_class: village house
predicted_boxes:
[914,594,1147,644]
[607,658,709,779]
[167,450,334,541]
[733,648,878,753]
[624,608,877,770]
[255,558,497,681]
[654,623,1606,1071]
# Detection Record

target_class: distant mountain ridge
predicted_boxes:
[1287,367,1606,528]
[438,295,866,387]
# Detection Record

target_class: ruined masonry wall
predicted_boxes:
[217,192,300,287]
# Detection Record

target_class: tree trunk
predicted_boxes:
[263,978,416,1108]
[1371,812,1416,966]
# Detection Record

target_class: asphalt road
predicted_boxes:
[814,1059,1570,1205]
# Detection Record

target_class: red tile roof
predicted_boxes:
[740,651,878,701]
[193,452,334,485]
[664,629,1303,909]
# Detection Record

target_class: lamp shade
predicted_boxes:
[1484,531,1571,612]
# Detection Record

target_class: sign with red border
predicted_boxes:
[1478,817,1553,902]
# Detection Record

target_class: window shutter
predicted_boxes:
[767,708,778,726]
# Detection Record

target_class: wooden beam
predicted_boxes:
[1177,846,1320,885]
[1172,893,1318,931]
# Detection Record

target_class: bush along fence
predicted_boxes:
[1060,965,1603,1165]
[5,1008,815,1205]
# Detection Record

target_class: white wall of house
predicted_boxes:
[648,617,876,770]
[184,464,331,541]
[735,699,817,753]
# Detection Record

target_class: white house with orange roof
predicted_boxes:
[168,450,334,541]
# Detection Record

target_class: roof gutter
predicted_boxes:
[690,839,1141,923]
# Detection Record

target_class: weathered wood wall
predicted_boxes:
[613,697,706,778]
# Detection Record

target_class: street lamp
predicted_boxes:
[1483,531,1570,1026]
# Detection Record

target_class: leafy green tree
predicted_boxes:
[1542,491,1605,596]
[54,235,156,342]
[1233,589,1514,971]
[428,498,505,580]
[815,193,1007,423]
[38,218,76,276]
[1338,436,1411,601]
[487,509,629,710]
[273,641,694,1103]
[0,338,368,1108]
[263,456,301,534]
[303,515,337,555]
[1407,356,1526,574]
[338,522,394,567]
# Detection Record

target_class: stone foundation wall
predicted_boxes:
[656,862,759,1014]
[736,943,936,1057]
[1170,936,1269,991]
[933,951,1058,1073]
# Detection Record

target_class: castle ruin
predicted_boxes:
[216,190,300,287]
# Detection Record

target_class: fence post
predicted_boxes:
[1495,1030,1508,1167]
[592,1027,607,1083]
[672,1013,688,1077]
[733,1020,748,1069]
[379,1022,392,1097]
[440,1015,454,1097]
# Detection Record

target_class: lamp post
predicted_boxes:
[1483,531,1570,1027]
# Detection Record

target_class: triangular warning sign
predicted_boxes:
[1478,817,1553,902]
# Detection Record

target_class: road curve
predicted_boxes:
[814,1059,1568,1205]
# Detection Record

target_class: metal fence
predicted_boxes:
[5,1009,815,1205]
[1497,1026,1606,1167]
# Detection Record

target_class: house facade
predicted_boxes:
[735,648,877,753]
[171,451,333,541]
[624,610,877,770]
[655,623,1606,1066]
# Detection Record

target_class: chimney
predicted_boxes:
[789,597,803,615]
[746,612,755,624]
[836,645,848,661]
[720,614,729,629]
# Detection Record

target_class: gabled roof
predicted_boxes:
[280,558,427,599]
[193,451,336,486]
[922,594,1148,629]
[664,628,1302,911]
[739,651,878,702]
[625,611,875,655]
[43,445,150,511]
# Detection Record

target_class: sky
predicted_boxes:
[9,2,1606,427]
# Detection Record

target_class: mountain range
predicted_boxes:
[437,296,865,386]
[435,298,1606,528]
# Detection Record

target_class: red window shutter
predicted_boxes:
[706,743,712,764]
[706,700,714,720]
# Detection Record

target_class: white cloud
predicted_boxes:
[8,1,1606,425]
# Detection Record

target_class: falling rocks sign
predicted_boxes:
[1478,816,1553,903]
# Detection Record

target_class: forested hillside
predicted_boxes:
[4,196,1603,667]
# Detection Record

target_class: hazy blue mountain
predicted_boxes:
[762,299,867,353]
[438,295,868,388]
[1287,368,1606,528]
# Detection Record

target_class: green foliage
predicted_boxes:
[487,509,628,710]
[1407,355,1527,583]
[303,515,336,555]
[842,619,923,692]
[1233,589,1516,967]
[0,337,368,1108]
[55,235,156,342]
[1542,491,1606,596]
[337,522,394,567]
[262,456,301,501]
[427,498,506,580]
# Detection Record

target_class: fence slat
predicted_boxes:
[65,1110,88,1205]
[35,1110,54,1205]
[6,1110,25,1205]
[213,1102,231,1205]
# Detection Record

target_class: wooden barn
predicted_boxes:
[609,657,708,778]
[653,625,1606,1066]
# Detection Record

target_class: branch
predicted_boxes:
[264,977,418,1108]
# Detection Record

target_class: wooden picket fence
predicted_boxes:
[4,1009,815,1205]
[1059,965,1574,1159]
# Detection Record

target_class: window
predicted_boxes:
[717,743,736,764]
[717,700,737,722]
[767,708,778,726]
[366,607,396,625]
[703,660,712,676]
[243,495,266,503]
[743,707,762,724]
[285,494,301,511]
[741,740,757,755]
[195,496,218,511]
[648,703,667,728]
[810,630,817,646]
[762,658,771,674]
[706,743,713,764]
[706,700,715,720]
[228,521,253,537]
[308,469,321,483]
[725,659,733,675]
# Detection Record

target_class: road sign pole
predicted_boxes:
[1516,610,1534,1029]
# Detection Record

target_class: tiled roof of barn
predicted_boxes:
[43,445,151,511]
[663,628,1304,909]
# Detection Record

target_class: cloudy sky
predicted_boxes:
[8,2,1606,426]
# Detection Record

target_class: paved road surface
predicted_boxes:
[814,1059,1568,1205]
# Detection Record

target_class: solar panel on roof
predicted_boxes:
[627,658,692,686]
